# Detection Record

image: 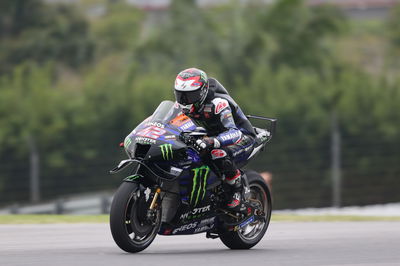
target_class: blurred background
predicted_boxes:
[0,0,399,214]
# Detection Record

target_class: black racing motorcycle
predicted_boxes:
[109,100,276,253]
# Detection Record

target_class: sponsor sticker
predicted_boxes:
[165,135,176,140]
[170,114,191,127]
[145,122,165,128]
[124,174,141,181]
[190,166,210,207]
[194,224,214,233]
[170,166,183,176]
[198,217,215,226]
[124,137,132,148]
[137,126,166,139]
[179,121,196,131]
[135,137,156,144]
[160,144,173,160]
[220,131,241,142]
[172,222,198,234]
[239,216,255,228]
[180,205,211,220]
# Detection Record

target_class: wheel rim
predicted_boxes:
[238,183,270,242]
[124,189,160,245]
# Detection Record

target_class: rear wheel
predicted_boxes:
[109,182,161,253]
[219,170,272,249]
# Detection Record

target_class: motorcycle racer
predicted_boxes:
[174,68,256,210]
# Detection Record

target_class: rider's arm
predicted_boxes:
[212,98,242,147]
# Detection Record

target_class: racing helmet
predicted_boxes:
[174,68,208,112]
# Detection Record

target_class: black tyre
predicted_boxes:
[219,170,272,249]
[110,182,161,253]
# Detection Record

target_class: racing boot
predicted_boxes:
[225,170,242,210]
[227,189,242,209]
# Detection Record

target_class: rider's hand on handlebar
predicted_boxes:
[193,137,218,153]
[180,134,194,145]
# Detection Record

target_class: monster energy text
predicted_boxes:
[190,166,210,207]
[160,144,173,160]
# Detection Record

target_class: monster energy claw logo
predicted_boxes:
[190,166,210,207]
[124,174,141,181]
[160,144,173,160]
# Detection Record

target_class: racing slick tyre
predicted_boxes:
[110,182,161,253]
[219,170,272,249]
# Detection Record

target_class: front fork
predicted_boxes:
[147,186,161,225]
[149,187,161,210]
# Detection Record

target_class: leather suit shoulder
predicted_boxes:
[211,98,230,114]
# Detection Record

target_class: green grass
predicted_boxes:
[0,215,109,224]
[0,214,400,224]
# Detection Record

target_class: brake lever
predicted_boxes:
[180,131,208,147]
[179,132,193,145]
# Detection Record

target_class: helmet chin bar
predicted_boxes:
[179,103,193,112]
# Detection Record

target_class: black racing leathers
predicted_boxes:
[182,78,256,181]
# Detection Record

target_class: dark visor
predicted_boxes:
[174,90,202,105]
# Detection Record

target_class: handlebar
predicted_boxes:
[179,131,207,145]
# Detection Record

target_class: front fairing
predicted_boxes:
[116,102,226,229]
[123,101,196,161]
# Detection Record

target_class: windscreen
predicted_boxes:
[148,101,179,123]
[134,100,195,133]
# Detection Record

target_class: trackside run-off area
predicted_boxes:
[1,215,400,266]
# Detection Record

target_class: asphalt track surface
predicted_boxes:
[1,221,400,266]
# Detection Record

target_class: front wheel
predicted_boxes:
[219,170,272,249]
[109,182,161,253]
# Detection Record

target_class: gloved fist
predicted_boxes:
[193,137,215,153]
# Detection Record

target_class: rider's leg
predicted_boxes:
[210,135,255,209]
[211,149,242,209]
